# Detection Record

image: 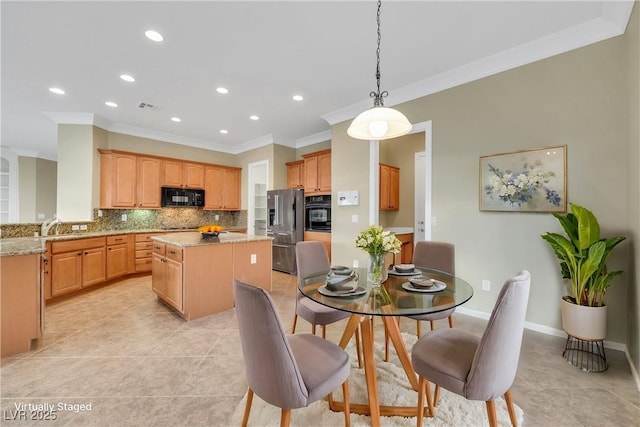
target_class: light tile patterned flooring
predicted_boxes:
[1,272,638,426]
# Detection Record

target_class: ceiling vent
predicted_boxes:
[138,102,159,111]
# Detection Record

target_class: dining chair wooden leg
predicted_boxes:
[384,325,390,362]
[504,389,518,426]
[355,326,363,369]
[241,387,254,427]
[312,324,317,335]
[485,400,498,427]
[417,376,426,427]
[342,379,351,427]
[322,325,327,339]
[291,314,298,334]
[424,377,434,417]
[429,320,435,331]
[433,384,441,407]
[280,408,291,427]
[416,320,422,337]
[447,315,454,328]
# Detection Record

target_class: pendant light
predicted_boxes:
[348,0,412,141]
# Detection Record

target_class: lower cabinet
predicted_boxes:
[135,233,160,273]
[304,231,331,261]
[151,243,183,312]
[50,237,106,297]
[106,235,128,280]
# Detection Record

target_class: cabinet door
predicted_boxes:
[222,168,240,210]
[151,253,166,297]
[162,160,183,187]
[379,164,391,210]
[389,166,400,210]
[137,156,161,208]
[106,243,128,280]
[317,152,331,192]
[183,162,205,189]
[165,258,183,311]
[303,155,319,193]
[51,251,83,296]
[83,246,106,287]
[204,166,223,209]
[286,161,304,189]
[113,153,137,207]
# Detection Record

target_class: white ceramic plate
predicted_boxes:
[388,268,422,276]
[318,285,367,297]
[401,280,446,293]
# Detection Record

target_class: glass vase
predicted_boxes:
[367,252,387,288]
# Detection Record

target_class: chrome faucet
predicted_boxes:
[41,215,61,236]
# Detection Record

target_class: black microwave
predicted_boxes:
[161,187,205,207]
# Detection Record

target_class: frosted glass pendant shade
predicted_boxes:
[347,106,412,140]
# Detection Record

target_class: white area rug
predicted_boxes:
[232,333,524,426]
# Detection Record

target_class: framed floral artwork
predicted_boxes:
[479,145,567,212]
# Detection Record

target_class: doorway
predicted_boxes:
[247,160,269,236]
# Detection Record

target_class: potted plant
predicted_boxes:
[541,203,625,340]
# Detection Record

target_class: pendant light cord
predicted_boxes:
[370,0,388,107]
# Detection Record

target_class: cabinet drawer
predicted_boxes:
[136,249,154,259]
[135,233,158,243]
[151,243,165,256]
[51,237,106,254]
[135,258,153,272]
[136,241,154,251]
[106,235,128,245]
[166,246,182,262]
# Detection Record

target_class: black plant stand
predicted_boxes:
[562,335,608,372]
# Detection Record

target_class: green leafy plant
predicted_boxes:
[541,203,625,306]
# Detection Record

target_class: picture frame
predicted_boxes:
[479,145,567,213]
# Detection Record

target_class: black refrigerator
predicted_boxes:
[267,188,304,274]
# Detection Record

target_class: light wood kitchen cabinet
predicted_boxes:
[286,160,305,189]
[396,233,414,264]
[303,149,331,194]
[304,231,331,261]
[135,233,160,273]
[51,237,106,297]
[106,235,128,280]
[204,165,241,210]
[162,159,183,187]
[1,254,41,357]
[100,150,160,209]
[137,156,161,208]
[151,243,183,312]
[100,151,137,208]
[379,163,400,211]
[183,162,205,189]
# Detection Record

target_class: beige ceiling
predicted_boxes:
[1,1,634,160]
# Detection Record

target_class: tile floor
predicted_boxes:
[1,272,638,426]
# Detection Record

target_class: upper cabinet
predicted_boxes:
[379,163,400,211]
[100,151,160,209]
[286,160,304,189]
[302,149,331,195]
[161,160,205,189]
[99,149,241,210]
[204,165,241,210]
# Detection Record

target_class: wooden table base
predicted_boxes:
[333,313,431,427]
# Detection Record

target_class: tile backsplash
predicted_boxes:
[0,208,247,239]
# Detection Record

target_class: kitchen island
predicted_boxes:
[150,232,272,320]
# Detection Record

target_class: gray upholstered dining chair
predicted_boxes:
[410,241,456,335]
[293,241,362,366]
[234,280,351,427]
[411,270,531,427]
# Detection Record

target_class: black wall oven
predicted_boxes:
[305,195,331,231]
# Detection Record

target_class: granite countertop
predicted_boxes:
[0,228,251,256]
[151,231,272,247]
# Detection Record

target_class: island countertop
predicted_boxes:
[151,231,272,247]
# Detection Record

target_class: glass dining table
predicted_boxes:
[298,266,474,427]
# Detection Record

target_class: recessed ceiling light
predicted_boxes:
[49,87,65,95]
[171,117,181,122]
[292,94,304,101]
[249,115,259,121]
[105,101,118,107]
[216,87,229,94]
[120,74,135,82]
[144,30,164,42]
[220,129,228,134]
